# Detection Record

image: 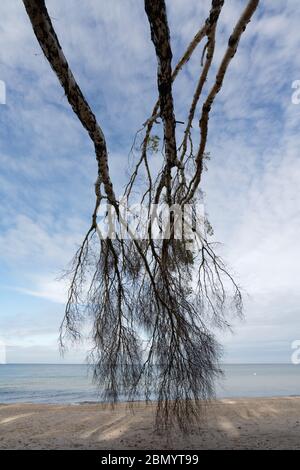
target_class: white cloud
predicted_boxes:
[16,278,67,304]
[0,0,300,362]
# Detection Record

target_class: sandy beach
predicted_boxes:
[0,397,299,450]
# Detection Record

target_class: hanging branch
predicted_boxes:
[184,0,260,203]
[128,0,225,204]
[145,0,177,168]
[179,1,224,162]
[22,0,116,209]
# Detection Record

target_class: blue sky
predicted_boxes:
[0,0,300,363]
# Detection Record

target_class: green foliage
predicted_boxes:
[146,134,160,154]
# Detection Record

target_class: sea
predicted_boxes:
[0,364,299,404]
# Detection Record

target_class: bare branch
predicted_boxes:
[184,0,260,203]
[145,0,178,174]
[22,0,116,205]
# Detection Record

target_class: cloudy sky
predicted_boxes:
[0,0,299,364]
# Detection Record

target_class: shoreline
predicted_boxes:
[1,394,300,406]
[1,397,300,449]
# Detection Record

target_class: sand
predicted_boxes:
[0,397,300,450]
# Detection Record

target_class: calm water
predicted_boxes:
[0,364,299,404]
